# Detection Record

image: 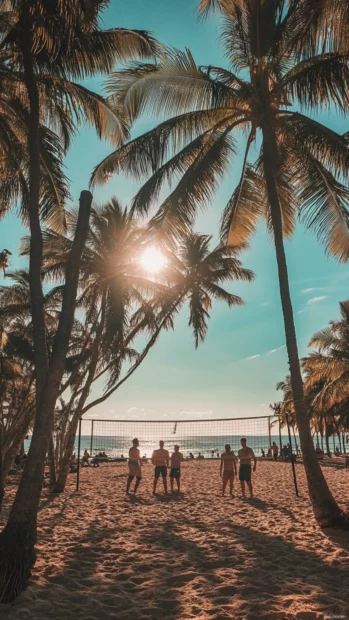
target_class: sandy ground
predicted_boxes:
[0,460,349,620]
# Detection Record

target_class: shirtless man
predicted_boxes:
[220,444,238,497]
[126,438,142,495]
[170,445,183,493]
[151,440,170,495]
[238,438,257,498]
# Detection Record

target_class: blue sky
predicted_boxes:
[1,0,349,423]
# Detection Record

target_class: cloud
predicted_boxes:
[267,345,286,355]
[127,406,145,414]
[261,302,271,307]
[244,354,261,361]
[179,410,212,417]
[301,287,321,294]
[297,309,306,314]
[307,296,326,305]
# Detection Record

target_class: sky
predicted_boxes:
[1,0,349,424]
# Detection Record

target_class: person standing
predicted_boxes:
[170,445,184,493]
[151,440,170,495]
[126,438,142,495]
[272,442,278,461]
[238,438,257,498]
[220,444,238,497]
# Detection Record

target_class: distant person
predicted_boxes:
[216,452,220,458]
[126,438,142,495]
[14,452,21,470]
[238,438,257,498]
[261,448,265,458]
[70,453,77,473]
[170,445,184,493]
[151,440,170,495]
[220,444,238,497]
[335,447,340,456]
[267,448,271,457]
[272,442,278,461]
[189,452,194,460]
[211,450,215,458]
[82,450,90,466]
[20,452,27,469]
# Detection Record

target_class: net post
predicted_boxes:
[268,416,272,450]
[76,418,82,492]
[90,420,94,456]
[286,414,299,497]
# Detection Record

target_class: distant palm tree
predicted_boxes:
[93,0,349,527]
[39,199,253,491]
[303,300,349,452]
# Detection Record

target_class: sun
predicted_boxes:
[140,246,167,274]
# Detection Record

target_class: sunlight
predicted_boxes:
[140,246,167,274]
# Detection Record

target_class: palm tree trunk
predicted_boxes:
[325,426,331,456]
[0,423,4,511]
[342,433,346,454]
[292,426,299,454]
[54,298,107,493]
[261,121,344,527]
[48,433,56,486]
[54,415,80,493]
[0,191,92,603]
[22,34,49,403]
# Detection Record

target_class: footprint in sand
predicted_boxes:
[166,572,198,587]
[217,585,237,596]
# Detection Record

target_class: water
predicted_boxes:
[23,431,347,459]
[73,434,293,459]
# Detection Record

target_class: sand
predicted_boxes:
[0,460,349,620]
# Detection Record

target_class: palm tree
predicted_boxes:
[38,199,253,492]
[92,0,349,527]
[0,2,160,601]
[303,300,349,453]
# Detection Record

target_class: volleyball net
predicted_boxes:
[79,415,279,460]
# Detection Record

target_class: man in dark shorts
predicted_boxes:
[170,445,183,492]
[238,438,257,498]
[151,440,170,495]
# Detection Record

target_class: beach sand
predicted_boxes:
[0,460,349,620]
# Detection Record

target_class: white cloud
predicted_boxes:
[301,287,326,294]
[179,410,212,417]
[261,302,271,307]
[307,296,326,305]
[244,354,261,361]
[267,345,286,355]
[127,406,145,414]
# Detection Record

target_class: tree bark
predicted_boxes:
[261,120,345,528]
[0,191,92,603]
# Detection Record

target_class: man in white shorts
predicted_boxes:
[220,444,238,497]
[126,438,142,495]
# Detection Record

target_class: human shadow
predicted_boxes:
[145,519,349,618]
